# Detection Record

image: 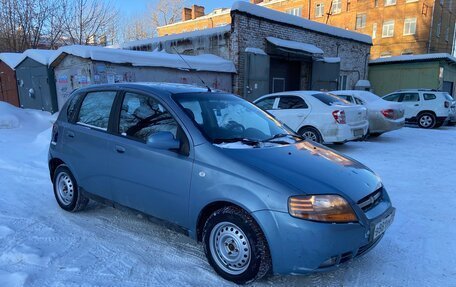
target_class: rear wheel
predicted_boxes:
[53,165,88,212]
[202,206,271,284]
[417,113,436,129]
[298,126,322,144]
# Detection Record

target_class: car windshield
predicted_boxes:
[313,93,351,106]
[173,93,299,145]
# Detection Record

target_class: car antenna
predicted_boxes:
[171,46,212,92]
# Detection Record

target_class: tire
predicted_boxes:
[202,206,271,284]
[53,165,88,212]
[369,132,383,138]
[417,113,436,129]
[298,126,323,144]
[333,142,345,145]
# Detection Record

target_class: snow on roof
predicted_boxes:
[245,47,267,55]
[50,45,236,73]
[116,25,231,50]
[232,1,372,45]
[318,57,341,63]
[266,37,324,54]
[0,53,23,69]
[355,80,371,87]
[15,49,57,67]
[369,53,456,64]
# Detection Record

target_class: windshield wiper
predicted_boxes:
[213,138,261,147]
[261,133,303,143]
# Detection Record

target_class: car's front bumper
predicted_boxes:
[251,201,395,275]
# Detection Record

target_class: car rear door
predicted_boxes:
[268,95,311,131]
[398,92,420,119]
[62,90,118,200]
[106,91,193,227]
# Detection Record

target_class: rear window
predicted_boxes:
[278,96,308,109]
[312,93,350,106]
[423,93,437,100]
[77,91,116,130]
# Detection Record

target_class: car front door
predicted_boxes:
[268,96,311,131]
[398,92,420,119]
[63,90,118,200]
[106,91,193,227]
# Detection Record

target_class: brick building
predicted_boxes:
[121,2,372,100]
[158,0,456,59]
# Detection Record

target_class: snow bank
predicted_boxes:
[0,271,28,287]
[49,45,236,73]
[232,1,372,44]
[0,102,21,129]
[15,49,56,67]
[0,53,23,69]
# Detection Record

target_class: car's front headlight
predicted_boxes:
[288,195,357,223]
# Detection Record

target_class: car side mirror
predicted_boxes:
[147,131,180,150]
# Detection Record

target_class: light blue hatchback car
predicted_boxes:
[49,83,395,284]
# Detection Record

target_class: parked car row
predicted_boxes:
[254,90,405,144]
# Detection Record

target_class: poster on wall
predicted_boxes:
[107,74,115,84]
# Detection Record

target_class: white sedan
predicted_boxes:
[331,90,405,137]
[254,91,369,144]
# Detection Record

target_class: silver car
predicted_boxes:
[332,90,405,137]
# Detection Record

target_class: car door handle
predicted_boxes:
[115,145,126,154]
[66,131,75,138]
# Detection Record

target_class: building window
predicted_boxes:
[315,3,325,17]
[339,75,348,90]
[382,20,395,37]
[375,0,379,7]
[405,0,418,2]
[402,50,414,55]
[380,52,392,58]
[286,7,302,16]
[373,23,377,39]
[440,0,444,5]
[331,0,342,14]
[437,22,441,37]
[356,14,367,29]
[384,0,396,6]
[403,18,417,35]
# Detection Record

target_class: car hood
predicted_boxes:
[218,141,381,202]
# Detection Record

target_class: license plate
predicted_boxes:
[353,129,364,137]
[373,210,395,240]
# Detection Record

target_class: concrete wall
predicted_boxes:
[54,55,233,110]
[230,11,371,96]
[368,61,440,95]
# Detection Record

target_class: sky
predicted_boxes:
[114,0,246,15]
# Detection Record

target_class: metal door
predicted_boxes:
[244,52,270,102]
[311,60,340,91]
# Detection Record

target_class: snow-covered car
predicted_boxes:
[331,90,405,137]
[48,83,395,284]
[382,89,452,128]
[254,91,369,144]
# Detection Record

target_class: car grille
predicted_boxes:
[357,187,383,212]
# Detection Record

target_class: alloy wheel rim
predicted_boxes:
[303,131,318,142]
[209,222,251,275]
[420,115,433,127]
[56,172,74,205]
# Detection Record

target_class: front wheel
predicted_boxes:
[417,113,436,129]
[202,207,271,284]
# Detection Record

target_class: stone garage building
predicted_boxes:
[49,45,236,111]
[119,1,372,101]
[15,50,58,113]
[0,53,22,107]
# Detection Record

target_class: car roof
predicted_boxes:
[74,82,213,96]
[258,91,326,98]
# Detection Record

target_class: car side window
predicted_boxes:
[401,93,420,102]
[424,93,437,100]
[119,92,178,142]
[77,91,116,130]
[278,96,308,109]
[255,97,276,110]
[354,97,364,105]
[67,92,84,123]
[383,94,401,102]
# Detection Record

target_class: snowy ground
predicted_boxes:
[0,101,455,287]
